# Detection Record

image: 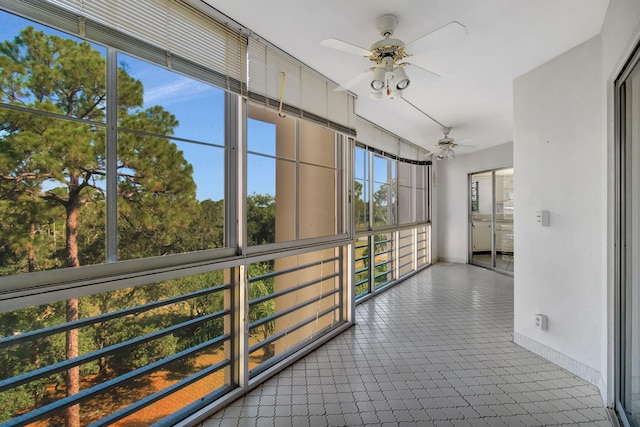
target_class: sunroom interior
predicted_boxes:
[0,0,639,426]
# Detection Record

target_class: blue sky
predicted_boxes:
[0,10,276,202]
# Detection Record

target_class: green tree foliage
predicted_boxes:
[0,302,65,422]
[353,180,368,229]
[0,27,201,426]
[0,23,279,427]
[247,193,275,245]
[373,178,397,226]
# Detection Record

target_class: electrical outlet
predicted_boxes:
[535,314,548,331]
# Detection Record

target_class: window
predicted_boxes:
[398,162,413,224]
[247,104,343,247]
[0,17,228,273]
[116,54,226,260]
[352,143,431,299]
[372,154,396,227]
[0,18,108,273]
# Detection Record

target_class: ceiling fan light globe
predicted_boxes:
[446,148,456,161]
[393,67,410,90]
[371,67,386,90]
[371,80,385,90]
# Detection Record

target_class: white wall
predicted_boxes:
[511,0,640,404]
[435,142,513,263]
[513,35,605,392]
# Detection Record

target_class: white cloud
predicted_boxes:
[143,77,209,107]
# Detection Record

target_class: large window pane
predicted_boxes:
[398,163,412,224]
[247,106,341,245]
[247,106,297,246]
[115,55,226,260]
[0,14,108,274]
[416,165,427,222]
[372,155,396,227]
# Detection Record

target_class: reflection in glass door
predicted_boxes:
[469,168,514,273]
[616,43,640,427]
[470,171,493,268]
[495,168,514,272]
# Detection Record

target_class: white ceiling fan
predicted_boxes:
[321,14,467,99]
[433,127,475,161]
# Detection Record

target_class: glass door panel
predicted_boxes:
[495,168,514,272]
[470,171,493,268]
[469,168,514,273]
[618,47,640,427]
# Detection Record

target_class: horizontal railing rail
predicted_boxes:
[5,334,231,427]
[0,283,230,349]
[249,303,339,355]
[248,288,340,333]
[0,308,229,392]
[249,272,340,308]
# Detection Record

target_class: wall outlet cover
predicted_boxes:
[535,313,548,330]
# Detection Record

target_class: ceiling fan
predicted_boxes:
[434,127,475,161]
[321,14,467,99]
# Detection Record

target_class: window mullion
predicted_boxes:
[105,47,118,263]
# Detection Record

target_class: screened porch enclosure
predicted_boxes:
[0,1,432,425]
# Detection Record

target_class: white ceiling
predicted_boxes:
[202,0,609,155]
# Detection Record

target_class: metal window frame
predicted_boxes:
[614,40,640,427]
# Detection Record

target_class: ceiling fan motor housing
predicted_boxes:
[377,14,398,37]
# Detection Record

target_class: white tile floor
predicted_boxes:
[202,263,613,427]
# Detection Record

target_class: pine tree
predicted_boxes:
[0,27,197,426]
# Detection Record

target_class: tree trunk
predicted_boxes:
[65,192,81,427]
[65,299,80,427]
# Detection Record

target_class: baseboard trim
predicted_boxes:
[513,332,606,401]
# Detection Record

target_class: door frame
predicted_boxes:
[468,167,514,275]
[614,40,640,427]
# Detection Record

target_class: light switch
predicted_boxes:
[536,210,550,226]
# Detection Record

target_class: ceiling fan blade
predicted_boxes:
[455,138,475,147]
[405,21,468,54]
[320,38,372,57]
[404,63,440,85]
[335,69,372,91]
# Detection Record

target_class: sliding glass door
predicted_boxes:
[470,171,493,268]
[616,43,640,427]
[469,168,514,273]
